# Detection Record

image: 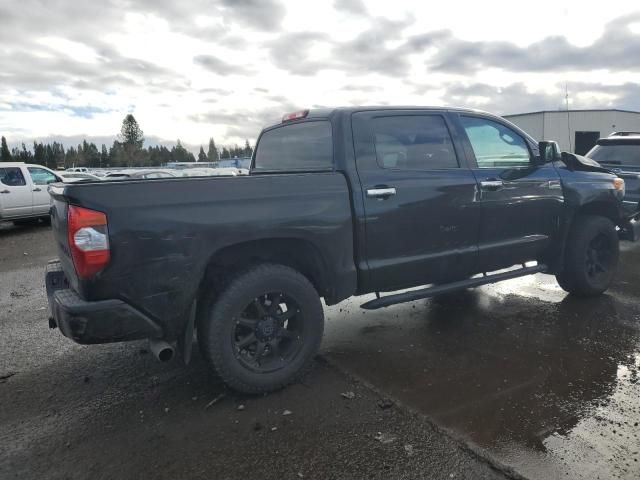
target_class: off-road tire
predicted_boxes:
[197,263,324,394]
[556,215,619,296]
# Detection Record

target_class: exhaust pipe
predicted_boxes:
[149,339,174,362]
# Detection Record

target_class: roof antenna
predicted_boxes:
[565,83,572,152]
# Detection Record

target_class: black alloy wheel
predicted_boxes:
[232,293,304,374]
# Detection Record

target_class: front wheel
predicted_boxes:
[198,264,324,394]
[556,215,619,296]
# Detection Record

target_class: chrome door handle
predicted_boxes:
[0,189,10,194]
[480,180,503,190]
[32,187,42,192]
[366,187,396,198]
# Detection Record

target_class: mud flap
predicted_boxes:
[179,301,196,365]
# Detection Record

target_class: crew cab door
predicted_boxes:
[352,110,481,292]
[0,166,32,218]
[452,113,564,271]
[27,166,59,214]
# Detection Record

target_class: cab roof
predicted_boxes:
[0,162,26,167]
[301,105,487,119]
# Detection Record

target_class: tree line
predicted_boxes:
[0,114,254,169]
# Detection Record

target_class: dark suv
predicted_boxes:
[587,132,640,215]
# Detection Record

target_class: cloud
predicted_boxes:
[333,0,368,16]
[0,37,189,93]
[430,81,640,115]
[268,32,332,75]
[268,16,414,76]
[341,85,383,92]
[193,55,254,75]
[418,13,640,73]
[2,1,640,151]
[268,12,640,78]
[219,0,286,31]
[190,104,297,140]
[1,103,113,119]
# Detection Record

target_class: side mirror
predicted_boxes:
[537,141,561,164]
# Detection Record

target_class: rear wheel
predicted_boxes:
[198,264,324,394]
[556,215,619,296]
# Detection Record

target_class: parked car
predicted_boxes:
[104,169,177,180]
[175,167,241,177]
[586,132,640,215]
[59,172,103,183]
[65,167,89,173]
[45,106,638,394]
[0,162,61,224]
[174,168,222,177]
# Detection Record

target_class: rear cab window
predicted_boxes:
[587,142,640,168]
[253,121,333,172]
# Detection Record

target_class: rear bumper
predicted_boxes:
[46,260,162,344]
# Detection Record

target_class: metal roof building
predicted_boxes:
[503,109,640,155]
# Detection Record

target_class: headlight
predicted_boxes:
[613,177,625,197]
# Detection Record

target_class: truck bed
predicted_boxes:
[49,173,357,339]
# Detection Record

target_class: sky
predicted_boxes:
[1,0,640,152]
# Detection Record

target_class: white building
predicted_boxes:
[504,109,640,155]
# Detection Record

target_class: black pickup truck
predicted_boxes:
[45,106,639,394]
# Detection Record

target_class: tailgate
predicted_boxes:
[48,184,79,291]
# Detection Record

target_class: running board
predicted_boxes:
[360,264,548,310]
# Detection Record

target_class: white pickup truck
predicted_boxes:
[0,162,62,224]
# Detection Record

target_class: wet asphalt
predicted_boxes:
[323,245,640,479]
[1,223,639,479]
[0,223,508,480]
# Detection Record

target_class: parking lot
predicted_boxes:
[1,223,639,479]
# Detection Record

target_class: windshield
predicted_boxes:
[587,144,640,167]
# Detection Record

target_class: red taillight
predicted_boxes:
[67,205,110,279]
[282,110,309,122]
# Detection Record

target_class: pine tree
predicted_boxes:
[118,114,146,166]
[45,143,55,169]
[221,147,230,159]
[13,143,33,162]
[207,137,219,162]
[243,139,253,157]
[33,141,45,166]
[100,144,108,167]
[53,142,65,168]
[0,136,11,161]
[172,140,196,163]
[198,146,207,162]
[119,114,144,148]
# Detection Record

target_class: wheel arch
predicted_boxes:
[574,201,621,226]
[197,237,331,307]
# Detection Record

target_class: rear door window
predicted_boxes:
[0,167,27,186]
[370,115,458,169]
[254,121,333,171]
